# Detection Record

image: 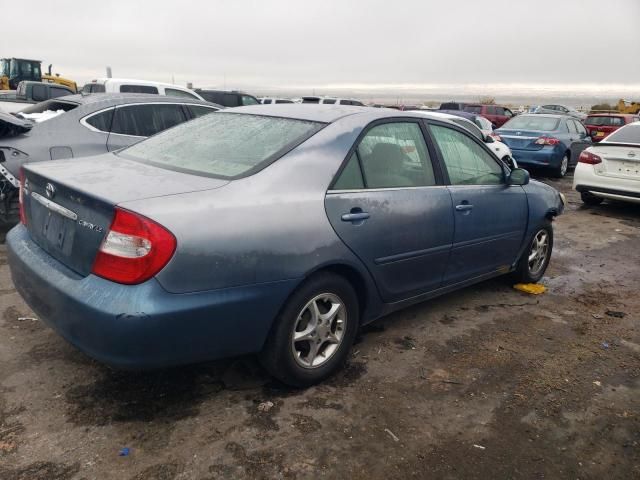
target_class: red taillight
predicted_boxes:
[534,136,560,146]
[18,168,27,225]
[489,133,502,142]
[579,150,602,165]
[92,208,176,285]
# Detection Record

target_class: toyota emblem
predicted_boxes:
[45,183,56,199]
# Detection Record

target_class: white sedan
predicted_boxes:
[573,121,640,205]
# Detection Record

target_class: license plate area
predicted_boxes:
[28,195,77,257]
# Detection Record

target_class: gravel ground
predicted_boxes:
[0,173,639,479]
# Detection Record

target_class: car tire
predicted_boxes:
[259,272,359,387]
[512,222,554,284]
[553,154,569,178]
[581,191,603,206]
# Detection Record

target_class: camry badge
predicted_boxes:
[45,183,56,199]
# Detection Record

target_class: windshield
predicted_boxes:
[603,124,640,144]
[501,115,559,132]
[121,112,324,178]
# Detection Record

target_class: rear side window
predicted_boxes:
[322,99,337,105]
[302,97,320,104]
[275,99,293,104]
[197,91,223,104]
[121,112,324,178]
[187,105,218,118]
[241,95,259,105]
[431,124,503,185]
[82,83,106,93]
[50,87,71,99]
[333,152,365,190]
[120,84,159,94]
[165,88,198,99]
[604,124,640,144]
[223,94,240,107]
[464,105,482,114]
[349,122,436,188]
[111,104,186,137]
[85,108,115,132]
[567,120,578,134]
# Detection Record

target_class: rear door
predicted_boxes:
[428,122,528,284]
[325,120,454,302]
[106,103,188,151]
[568,119,591,164]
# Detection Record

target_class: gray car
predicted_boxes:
[8,105,564,386]
[533,104,586,121]
[0,94,220,224]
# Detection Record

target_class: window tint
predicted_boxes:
[85,109,114,132]
[275,99,293,104]
[165,88,198,99]
[196,91,222,104]
[82,83,106,93]
[351,100,365,106]
[241,95,259,105]
[120,84,159,94]
[111,104,186,137]
[464,105,482,114]
[431,125,503,185]
[494,107,505,115]
[356,122,435,188]
[188,105,218,118]
[487,106,499,115]
[322,99,337,104]
[31,84,48,102]
[603,124,640,144]
[333,152,365,190]
[223,93,240,107]
[122,113,323,178]
[302,97,320,104]
[50,87,70,99]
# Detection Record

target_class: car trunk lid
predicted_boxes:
[590,143,640,181]
[496,129,546,151]
[22,154,228,276]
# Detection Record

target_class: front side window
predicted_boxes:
[165,88,198,99]
[464,105,482,114]
[120,84,159,94]
[335,122,436,189]
[121,112,324,178]
[431,124,504,186]
[241,95,259,105]
[275,99,293,104]
[111,104,186,137]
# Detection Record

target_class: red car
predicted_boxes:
[463,104,515,128]
[584,113,639,142]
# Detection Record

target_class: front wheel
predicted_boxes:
[513,223,554,283]
[259,273,359,387]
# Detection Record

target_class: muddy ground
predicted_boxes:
[0,174,639,480]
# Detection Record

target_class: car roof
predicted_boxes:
[88,78,192,89]
[516,113,569,119]
[61,93,218,108]
[587,113,635,117]
[229,104,469,124]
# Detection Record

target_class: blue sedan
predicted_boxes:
[496,114,592,177]
[7,106,564,386]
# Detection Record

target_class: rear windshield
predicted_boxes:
[121,112,324,178]
[603,124,640,144]
[585,116,625,127]
[463,105,482,114]
[501,115,559,132]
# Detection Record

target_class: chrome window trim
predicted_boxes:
[327,185,447,194]
[31,192,78,220]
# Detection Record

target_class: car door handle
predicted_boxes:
[455,204,474,212]
[341,212,370,222]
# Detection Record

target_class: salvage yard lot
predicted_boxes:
[0,174,639,480]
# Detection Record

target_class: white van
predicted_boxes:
[81,78,204,100]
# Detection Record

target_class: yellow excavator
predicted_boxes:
[617,99,640,115]
[0,58,77,92]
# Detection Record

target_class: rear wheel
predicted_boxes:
[259,273,359,387]
[553,154,569,178]
[581,191,603,206]
[513,223,553,283]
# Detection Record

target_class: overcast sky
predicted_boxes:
[4,0,640,93]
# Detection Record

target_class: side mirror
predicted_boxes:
[508,168,530,186]
[485,135,495,143]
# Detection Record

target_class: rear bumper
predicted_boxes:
[573,163,640,204]
[510,147,563,168]
[7,225,298,369]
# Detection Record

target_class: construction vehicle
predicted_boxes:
[617,99,640,115]
[0,58,77,92]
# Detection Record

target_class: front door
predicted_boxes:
[325,121,454,302]
[428,122,528,285]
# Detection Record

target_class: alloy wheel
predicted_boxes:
[528,229,550,277]
[291,293,347,368]
[560,155,568,176]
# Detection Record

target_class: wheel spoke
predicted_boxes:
[320,302,341,322]
[306,340,321,365]
[294,326,316,343]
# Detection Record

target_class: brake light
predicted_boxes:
[489,133,502,142]
[92,208,176,285]
[534,137,560,146]
[18,168,27,225]
[579,151,602,165]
